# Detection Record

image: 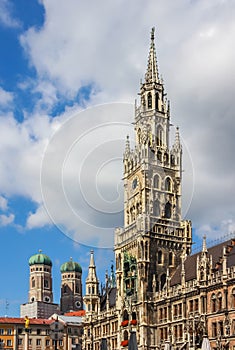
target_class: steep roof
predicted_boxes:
[100,287,116,311]
[170,238,235,286]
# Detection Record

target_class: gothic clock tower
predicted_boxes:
[114,28,192,307]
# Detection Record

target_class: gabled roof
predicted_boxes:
[170,238,235,286]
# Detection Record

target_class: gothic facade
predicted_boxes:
[82,29,235,350]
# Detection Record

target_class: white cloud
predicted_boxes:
[27,205,52,229]
[0,0,20,28]
[0,87,13,107]
[0,213,14,226]
[0,196,8,211]
[0,0,234,246]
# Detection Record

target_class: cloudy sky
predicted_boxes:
[0,0,235,316]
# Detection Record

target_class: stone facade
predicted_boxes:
[82,28,235,350]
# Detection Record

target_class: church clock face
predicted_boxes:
[132,177,139,191]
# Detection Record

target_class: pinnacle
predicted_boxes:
[145,27,159,84]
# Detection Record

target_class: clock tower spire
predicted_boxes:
[115,28,192,306]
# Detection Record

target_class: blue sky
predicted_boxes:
[1,0,235,316]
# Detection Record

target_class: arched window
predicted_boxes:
[211,294,216,312]
[147,92,152,109]
[217,293,222,311]
[157,150,162,162]
[165,202,172,219]
[132,311,137,320]
[123,309,129,321]
[153,199,160,217]
[154,174,160,188]
[165,177,172,192]
[124,330,128,340]
[158,250,163,264]
[169,252,173,266]
[155,92,159,110]
[160,273,166,289]
[31,277,35,288]
[157,126,163,146]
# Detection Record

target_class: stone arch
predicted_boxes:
[165,177,172,192]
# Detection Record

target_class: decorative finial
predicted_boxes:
[38,249,42,254]
[151,27,155,41]
[202,235,207,253]
[70,257,73,261]
[125,135,130,156]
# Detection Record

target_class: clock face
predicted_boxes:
[132,178,138,190]
[75,300,81,308]
[44,296,51,303]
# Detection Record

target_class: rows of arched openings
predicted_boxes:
[126,202,142,224]
[154,273,167,291]
[153,200,172,219]
[153,174,173,192]
[138,241,149,260]
[157,250,174,266]
[146,92,159,110]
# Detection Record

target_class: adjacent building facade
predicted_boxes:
[0,314,83,350]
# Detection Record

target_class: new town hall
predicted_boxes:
[82,28,235,350]
[2,29,235,350]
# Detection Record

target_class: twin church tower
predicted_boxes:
[20,252,83,318]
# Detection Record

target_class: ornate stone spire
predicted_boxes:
[145,27,159,84]
[87,250,98,282]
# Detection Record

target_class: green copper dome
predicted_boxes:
[60,259,82,273]
[29,251,52,266]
